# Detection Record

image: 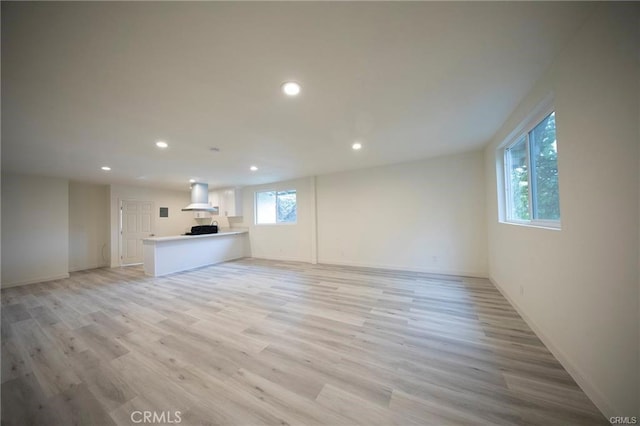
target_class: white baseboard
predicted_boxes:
[1,273,70,289]
[489,275,615,419]
[318,258,488,279]
[69,262,109,273]
[250,255,313,263]
[248,256,487,279]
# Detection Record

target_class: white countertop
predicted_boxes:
[143,229,248,243]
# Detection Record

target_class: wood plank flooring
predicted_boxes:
[1,259,607,425]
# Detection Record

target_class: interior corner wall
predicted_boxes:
[69,181,110,272]
[109,184,194,268]
[484,3,639,417]
[1,173,70,287]
[238,177,315,263]
[316,150,487,277]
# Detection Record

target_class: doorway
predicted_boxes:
[119,200,155,265]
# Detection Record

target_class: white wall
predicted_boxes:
[238,177,315,262]
[317,150,487,276]
[109,184,195,267]
[484,3,639,417]
[69,182,109,272]
[238,152,487,277]
[1,173,69,287]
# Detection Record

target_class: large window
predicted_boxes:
[255,190,297,224]
[503,111,560,227]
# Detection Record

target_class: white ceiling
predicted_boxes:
[2,2,592,191]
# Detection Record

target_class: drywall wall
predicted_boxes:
[1,173,69,287]
[484,3,639,417]
[317,150,487,277]
[109,184,195,267]
[237,177,314,262]
[69,182,110,272]
[237,151,487,276]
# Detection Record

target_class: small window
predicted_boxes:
[503,111,560,227]
[255,190,297,224]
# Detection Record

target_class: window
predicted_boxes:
[503,111,560,227]
[255,190,297,224]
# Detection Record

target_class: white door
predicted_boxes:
[120,200,154,265]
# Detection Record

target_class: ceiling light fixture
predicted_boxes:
[352,142,362,150]
[281,81,301,96]
[156,141,168,149]
[250,166,258,172]
[189,179,196,183]
[101,166,111,171]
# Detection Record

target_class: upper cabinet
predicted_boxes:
[208,191,219,209]
[211,187,243,217]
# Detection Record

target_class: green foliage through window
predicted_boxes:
[255,190,297,224]
[504,111,560,224]
[276,191,297,223]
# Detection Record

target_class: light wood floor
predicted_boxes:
[1,259,606,425]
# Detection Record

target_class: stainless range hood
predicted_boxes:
[181,182,217,212]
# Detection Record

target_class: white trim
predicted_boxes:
[318,258,488,279]
[254,189,298,225]
[489,275,615,419]
[253,222,297,227]
[68,262,109,273]
[498,92,555,150]
[503,135,528,223]
[498,93,560,228]
[250,255,313,263]
[1,273,70,289]
[248,256,487,279]
[310,176,318,265]
[119,198,123,266]
[499,219,561,231]
[119,198,156,266]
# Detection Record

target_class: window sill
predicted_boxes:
[254,222,298,226]
[499,220,561,231]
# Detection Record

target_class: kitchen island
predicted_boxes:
[142,230,249,277]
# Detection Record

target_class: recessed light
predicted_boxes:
[101,166,111,171]
[189,179,196,183]
[352,142,362,150]
[282,81,301,96]
[156,141,168,149]
[250,166,258,172]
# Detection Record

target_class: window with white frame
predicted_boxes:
[503,110,560,227]
[255,190,297,224]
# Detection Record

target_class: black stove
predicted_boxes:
[184,225,218,235]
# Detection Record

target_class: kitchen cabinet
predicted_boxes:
[143,230,249,276]
[216,187,243,217]
[208,191,219,208]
